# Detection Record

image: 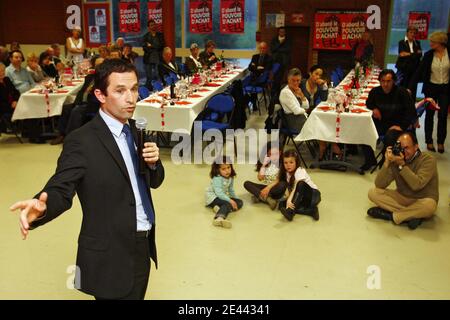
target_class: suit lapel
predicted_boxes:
[91,114,132,186]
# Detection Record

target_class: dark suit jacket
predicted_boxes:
[270,37,292,67]
[142,32,165,65]
[395,39,422,75]
[248,54,273,80]
[0,76,20,114]
[158,61,179,85]
[184,56,201,75]
[199,51,218,68]
[30,114,165,299]
[409,48,450,96]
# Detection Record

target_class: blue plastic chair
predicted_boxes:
[138,86,150,100]
[200,94,235,132]
[244,70,270,113]
[151,80,164,92]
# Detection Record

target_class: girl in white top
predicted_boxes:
[66,28,85,64]
[243,142,287,210]
[277,149,321,222]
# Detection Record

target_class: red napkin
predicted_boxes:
[30,89,41,93]
[318,106,333,112]
[56,90,69,94]
[158,93,169,98]
[175,101,192,105]
[205,83,221,87]
[354,103,366,107]
[188,94,203,98]
[144,99,162,104]
[351,108,369,113]
[198,89,211,92]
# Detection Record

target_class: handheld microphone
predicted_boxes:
[135,117,148,175]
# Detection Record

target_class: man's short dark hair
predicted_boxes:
[9,50,24,61]
[147,19,156,27]
[95,58,138,95]
[378,69,397,82]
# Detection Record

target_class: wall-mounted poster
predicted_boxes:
[83,3,112,47]
[119,1,141,33]
[408,11,431,40]
[220,0,245,34]
[189,0,213,34]
[313,11,369,50]
[147,0,163,32]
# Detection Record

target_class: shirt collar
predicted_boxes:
[99,108,128,138]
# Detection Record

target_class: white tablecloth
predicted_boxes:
[12,80,85,121]
[295,69,381,150]
[133,69,246,134]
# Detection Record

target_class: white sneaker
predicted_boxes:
[213,216,232,228]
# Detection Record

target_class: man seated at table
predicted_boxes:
[367,132,439,230]
[0,62,20,132]
[158,47,179,86]
[247,41,273,112]
[5,50,36,94]
[39,51,58,79]
[199,40,218,69]
[49,44,65,74]
[361,69,417,171]
[185,43,203,75]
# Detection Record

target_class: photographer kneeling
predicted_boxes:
[367,132,439,230]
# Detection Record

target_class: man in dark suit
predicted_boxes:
[396,26,422,98]
[10,59,165,300]
[247,41,273,111]
[158,47,179,86]
[142,19,165,90]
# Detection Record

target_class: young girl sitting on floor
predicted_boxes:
[243,142,287,210]
[205,156,243,228]
[278,149,321,221]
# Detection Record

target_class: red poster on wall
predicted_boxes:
[313,12,369,50]
[408,12,431,40]
[148,0,163,32]
[189,0,213,34]
[119,1,141,33]
[220,0,245,34]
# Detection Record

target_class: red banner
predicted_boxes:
[220,0,245,34]
[148,0,163,33]
[408,12,431,40]
[119,1,141,33]
[189,0,213,34]
[313,12,369,50]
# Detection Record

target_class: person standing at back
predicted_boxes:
[142,19,165,90]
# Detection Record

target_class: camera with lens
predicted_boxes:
[392,141,404,156]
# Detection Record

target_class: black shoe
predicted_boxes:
[280,207,294,221]
[367,207,393,221]
[297,206,319,221]
[29,137,46,144]
[407,218,423,230]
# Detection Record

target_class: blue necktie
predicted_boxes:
[122,124,155,225]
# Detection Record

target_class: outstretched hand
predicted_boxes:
[10,192,47,240]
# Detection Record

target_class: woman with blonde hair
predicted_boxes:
[26,53,47,83]
[409,31,449,153]
[66,27,85,64]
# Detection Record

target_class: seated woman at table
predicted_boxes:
[185,43,203,75]
[199,40,218,69]
[26,53,48,83]
[0,62,20,131]
[300,65,341,160]
[39,52,58,79]
[279,68,309,134]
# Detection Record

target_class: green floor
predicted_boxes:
[0,113,449,299]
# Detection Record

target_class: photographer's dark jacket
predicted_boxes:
[366,85,417,133]
[375,152,439,202]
